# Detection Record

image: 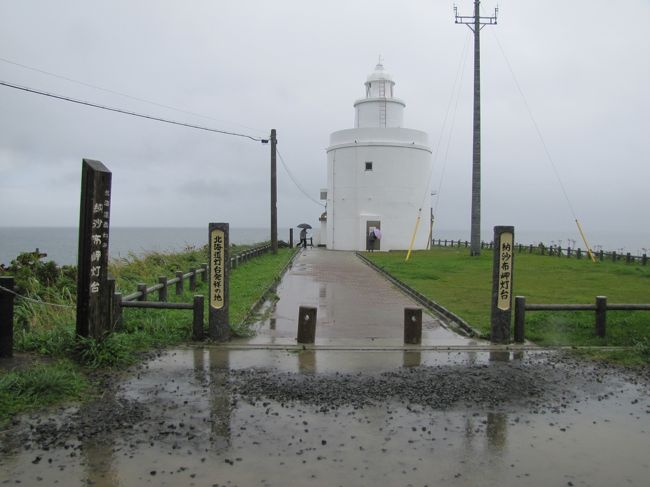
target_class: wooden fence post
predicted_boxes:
[0,276,15,358]
[158,276,167,301]
[193,295,204,341]
[514,296,525,343]
[175,271,184,295]
[595,296,607,338]
[201,263,208,282]
[643,254,647,266]
[612,251,617,262]
[112,292,123,331]
[137,283,147,301]
[403,308,422,345]
[577,248,582,260]
[297,306,317,344]
[189,268,197,291]
[598,249,604,261]
[626,253,631,264]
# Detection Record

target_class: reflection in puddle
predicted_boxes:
[1,348,649,487]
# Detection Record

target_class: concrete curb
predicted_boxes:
[355,252,482,338]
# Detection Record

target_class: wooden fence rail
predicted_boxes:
[513,295,650,342]
[0,243,273,356]
[113,243,272,335]
[431,239,648,265]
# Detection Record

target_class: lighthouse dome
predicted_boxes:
[366,62,394,83]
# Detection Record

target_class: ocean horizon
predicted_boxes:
[1,226,648,266]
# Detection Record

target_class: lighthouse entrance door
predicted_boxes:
[366,220,381,251]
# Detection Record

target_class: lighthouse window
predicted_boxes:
[365,161,373,171]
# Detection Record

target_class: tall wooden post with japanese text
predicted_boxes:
[209,223,230,341]
[76,159,112,340]
[491,226,514,343]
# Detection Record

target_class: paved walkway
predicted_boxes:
[242,248,477,347]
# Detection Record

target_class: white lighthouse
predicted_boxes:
[323,62,432,251]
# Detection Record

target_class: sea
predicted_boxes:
[0,226,648,266]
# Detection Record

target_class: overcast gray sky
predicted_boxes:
[1,0,648,243]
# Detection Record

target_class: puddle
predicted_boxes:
[2,348,649,486]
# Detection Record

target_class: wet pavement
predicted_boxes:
[1,249,650,486]
[243,248,473,347]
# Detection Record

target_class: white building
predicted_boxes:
[322,62,432,251]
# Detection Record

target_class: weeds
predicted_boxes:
[0,360,89,426]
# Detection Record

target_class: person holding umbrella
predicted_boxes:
[297,223,311,248]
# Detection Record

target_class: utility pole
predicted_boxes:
[270,129,278,254]
[455,1,497,256]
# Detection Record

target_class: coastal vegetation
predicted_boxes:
[364,247,650,364]
[0,245,295,424]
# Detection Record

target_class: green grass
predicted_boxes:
[364,247,650,362]
[0,360,89,427]
[230,248,295,334]
[2,245,295,422]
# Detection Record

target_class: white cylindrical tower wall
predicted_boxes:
[325,63,432,251]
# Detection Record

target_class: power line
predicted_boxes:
[434,30,471,217]
[488,31,578,220]
[276,148,325,208]
[0,79,266,142]
[0,55,267,137]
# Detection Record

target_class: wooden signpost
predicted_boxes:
[209,223,230,341]
[491,226,514,343]
[76,159,112,340]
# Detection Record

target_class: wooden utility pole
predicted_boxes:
[455,1,498,256]
[270,129,278,254]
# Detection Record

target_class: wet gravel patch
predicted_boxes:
[1,385,147,455]
[226,352,645,413]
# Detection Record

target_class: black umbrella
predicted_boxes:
[296,223,312,229]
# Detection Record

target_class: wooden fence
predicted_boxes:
[513,295,650,342]
[431,239,648,265]
[110,243,272,339]
[0,243,273,357]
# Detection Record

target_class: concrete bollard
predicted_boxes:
[403,308,422,345]
[297,306,317,344]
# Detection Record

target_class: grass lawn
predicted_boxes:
[364,247,650,354]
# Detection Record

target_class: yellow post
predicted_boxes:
[575,219,596,263]
[405,213,422,262]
